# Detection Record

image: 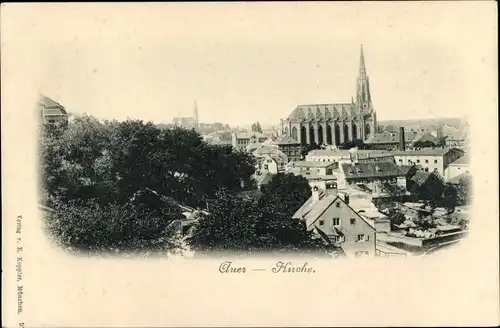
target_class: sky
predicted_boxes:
[25,2,496,126]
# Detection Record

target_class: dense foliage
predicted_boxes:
[40,116,256,254]
[41,117,327,255]
[413,140,437,148]
[188,173,329,255]
[339,139,369,150]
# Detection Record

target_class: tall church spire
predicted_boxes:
[356,44,372,110]
[359,44,367,77]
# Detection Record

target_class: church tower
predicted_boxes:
[355,44,373,112]
[193,100,199,128]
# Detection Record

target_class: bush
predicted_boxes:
[44,197,182,255]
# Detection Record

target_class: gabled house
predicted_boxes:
[338,161,406,190]
[38,94,69,125]
[445,154,469,182]
[365,130,438,150]
[252,170,275,192]
[253,146,288,173]
[231,131,268,152]
[293,187,376,258]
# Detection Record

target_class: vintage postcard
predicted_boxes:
[2,2,499,327]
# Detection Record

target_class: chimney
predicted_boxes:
[312,186,320,203]
[399,127,406,151]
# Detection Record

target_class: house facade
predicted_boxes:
[253,147,288,174]
[305,149,394,164]
[392,147,465,177]
[337,161,406,191]
[444,155,470,182]
[293,188,376,258]
[274,135,302,162]
[231,131,268,152]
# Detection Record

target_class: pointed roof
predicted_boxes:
[359,44,367,77]
[274,134,300,145]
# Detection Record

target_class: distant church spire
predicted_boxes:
[193,100,199,127]
[359,44,367,77]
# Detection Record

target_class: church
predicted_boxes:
[281,45,377,146]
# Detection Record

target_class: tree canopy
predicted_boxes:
[188,173,328,255]
[339,139,370,150]
[40,116,256,254]
[413,140,437,148]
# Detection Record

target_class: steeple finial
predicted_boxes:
[359,44,367,77]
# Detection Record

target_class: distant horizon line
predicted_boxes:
[67,111,466,128]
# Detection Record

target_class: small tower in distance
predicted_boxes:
[193,100,199,128]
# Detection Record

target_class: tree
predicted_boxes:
[418,172,445,209]
[300,142,321,157]
[456,175,472,205]
[44,194,182,255]
[386,208,406,230]
[413,140,436,148]
[442,184,458,214]
[187,189,262,255]
[437,136,448,148]
[256,174,326,253]
[40,116,257,253]
[339,139,368,150]
[187,174,327,255]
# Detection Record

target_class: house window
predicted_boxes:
[336,202,340,208]
[398,159,402,163]
[355,251,369,257]
[332,218,340,226]
[434,160,438,164]
[264,165,268,170]
[416,159,420,163]
[350,218,356,225]
[425,160,429,163]
[319,220,324,227]
[357,234,365,241]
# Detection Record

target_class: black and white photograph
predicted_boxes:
[2,2,498,327]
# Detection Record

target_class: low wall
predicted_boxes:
[378,230,469,248]
[421,231,469,247]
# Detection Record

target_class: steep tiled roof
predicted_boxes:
[287,103,369,122]
[288,160,336,168]
[253,171,274,186]
[39,95,68,115]
[293,190,376,231]
[410,171,431,187]
[234,131,268,140]
[39,95,64,108]
[365,130,417,144]
[398,165,417,178]
[341,162,404,180]
[449,154,469,166]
